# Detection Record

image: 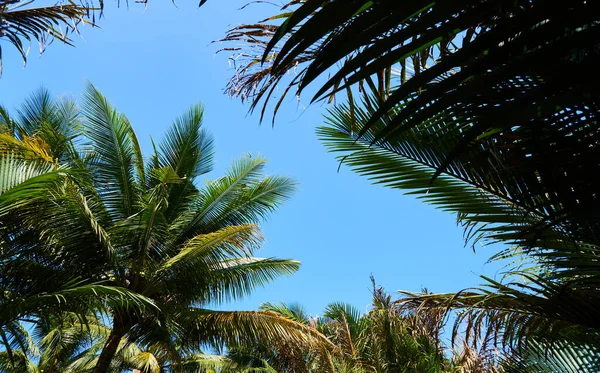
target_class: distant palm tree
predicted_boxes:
[231,280,460,373]
[0,85,333,373]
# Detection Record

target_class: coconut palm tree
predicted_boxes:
[0,314,286,373]
[0,85,334,373]
[0,94,154,336]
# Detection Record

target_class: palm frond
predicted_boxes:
[203,257,300,304]
[155,103,214,221]
[128,351,161,373]
[148,224,264,300]
[15,87,81,161]
[172,155,295,244]
[397,275,600,350]
[0,0,95,75]
[81,83,142,218]
[177,308,337,356]
[0,282,155,327]
[501,338,600,373]
[259,302,310,324]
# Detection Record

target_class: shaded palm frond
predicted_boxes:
[0,0,96,75]
[397,275,600,351]
[318,99,554,258]
[501,338,600,373]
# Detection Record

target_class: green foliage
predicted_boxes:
[219,2,600,368]
[232,281,488,373]
[0,85,333,373]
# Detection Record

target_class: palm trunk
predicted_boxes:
[93,318,130,373]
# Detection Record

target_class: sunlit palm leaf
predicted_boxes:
[82,83,142,218]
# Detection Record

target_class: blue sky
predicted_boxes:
[1,0,505,316]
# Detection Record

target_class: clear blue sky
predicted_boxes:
[0,0,505,316]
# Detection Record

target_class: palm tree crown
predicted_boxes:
[0,85,332,372]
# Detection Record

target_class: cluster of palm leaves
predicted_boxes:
[0,0,100,74]
[0,85,336,372]
[226,279,504,373]
[220,0,600,371]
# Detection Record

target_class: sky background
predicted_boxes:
[1,0,506,316]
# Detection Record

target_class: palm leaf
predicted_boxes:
[0,0,94,75]
[81,83,142,218]
[171,155,295,244]
[177,307,337,355]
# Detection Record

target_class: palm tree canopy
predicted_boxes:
[0,85,337,373]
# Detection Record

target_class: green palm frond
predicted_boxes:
[159,224,263,276]
[317,100,548,253]
[0,282,155,327]
[15,88,81,161]
[172,155,295,244]
[178,308,337,354]
[155,103,214,221]
[0,153,55,195]
[397,274,600,350]
[157,103,213,180]
[128,351,161,373]
[0,321,39,367]
[0,349,39,373]
[204,257,300,304]
[149,225,285,304]
[81,83,142,218]
[317,97,600,285]
[259,302,310,325]
[323,302,362,329]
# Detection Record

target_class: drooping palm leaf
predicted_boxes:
[0,0,95,75]
[501,338,600,373]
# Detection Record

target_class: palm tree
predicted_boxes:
[0,85,334,373]
[0,94,154,336]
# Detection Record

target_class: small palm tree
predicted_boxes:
[0,85,332,373]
